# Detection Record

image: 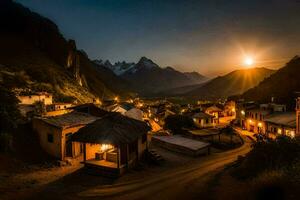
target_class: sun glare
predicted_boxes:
[244,57,254,66]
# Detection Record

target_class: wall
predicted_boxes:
[61,125,86,160]
[137,134,147,159]
[32,119,87,160]
[32,119,62,159]
[193,118,214,128]
[18,94,52,105]
[266,122,296,138]
[85,143,101,160]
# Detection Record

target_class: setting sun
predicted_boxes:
[244,57,254,66]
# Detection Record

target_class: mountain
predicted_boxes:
[154,83,207,97]
[186,67,275,100]
[183,72,208,84]
[0,0,129,102]
[94,60,136,76]
[101,56,207,95]
[240,56,300,110]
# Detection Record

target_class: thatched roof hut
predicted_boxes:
[71,112,151,145]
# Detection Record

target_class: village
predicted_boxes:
[2,1,300,199]
[1,87,299,199]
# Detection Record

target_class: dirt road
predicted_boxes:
[6,134,251,200]
[76,136,252,200]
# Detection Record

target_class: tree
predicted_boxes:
[164,115,194,134]
[0,85,21,151]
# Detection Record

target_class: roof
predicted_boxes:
[70,103,109,117]
[152,135,210,151]
[118,103,135,111]
[264,112,296,127]
[37,111,99,129]
[247,108,271,115]
[71,113,151,145]
[192,112,214,119]
[206,105,222,112]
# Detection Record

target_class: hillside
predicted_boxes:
[113,57,207,95]
[186,67,275,100]
[0,0,129,102]
[241,56,300,109]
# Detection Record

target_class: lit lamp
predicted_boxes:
[258,122,262,127]
[100,144,112,152]
[241,110,245,115]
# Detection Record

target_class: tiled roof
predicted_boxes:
[264,112,296,127]
[38,111,99,129]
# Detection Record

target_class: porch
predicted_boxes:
[81,142,139,177]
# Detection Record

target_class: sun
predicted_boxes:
[244,57,254,66]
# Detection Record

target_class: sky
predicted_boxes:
[16,0,300,77]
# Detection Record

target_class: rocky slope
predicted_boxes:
[0,0,129,102]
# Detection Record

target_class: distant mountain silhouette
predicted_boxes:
[240,56,300,110]
[185,67,275,100]
[0,0,130,102]
[112,57,208,95]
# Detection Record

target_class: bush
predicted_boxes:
[231,136,300,180]
[164,115,194,134]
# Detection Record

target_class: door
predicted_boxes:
[65,133,73,157]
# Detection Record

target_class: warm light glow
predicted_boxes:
[231,108,235,112]
[244,57,254,66]
[100,144,113,152]
[114,96,119,102]
[137,102,143,108]
[241,110,245,115]
[278,128,282,134]
[258,122,262,127]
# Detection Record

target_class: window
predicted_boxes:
[47,134,54,143]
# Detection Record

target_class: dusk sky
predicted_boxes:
[16,0,300,76]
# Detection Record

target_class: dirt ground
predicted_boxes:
[0,135,250,200]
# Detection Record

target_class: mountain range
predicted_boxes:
[1,0,294,105]
[94,57,208,95]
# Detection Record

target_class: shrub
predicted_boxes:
[231,136,300,180]
[164,114,194,134]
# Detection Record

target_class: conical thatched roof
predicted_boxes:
[71,112,150,145]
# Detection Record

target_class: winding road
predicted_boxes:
[77,135,252,200]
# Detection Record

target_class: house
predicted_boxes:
[244,103,290,135]
[265,112,296,138]
[17,92,53,105]
[112,103,143,121]
[245,108,270,134]
[205,105,223,124]
[71,113,151,176]
[32,112,99,161]
[235,100,257,129]
[188,112,215,128]
[47,103,74,111]
[224,100,236,117]
[70,103,109,117]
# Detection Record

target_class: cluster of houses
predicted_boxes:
[236,98,300,138]
[15,89,300,177]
